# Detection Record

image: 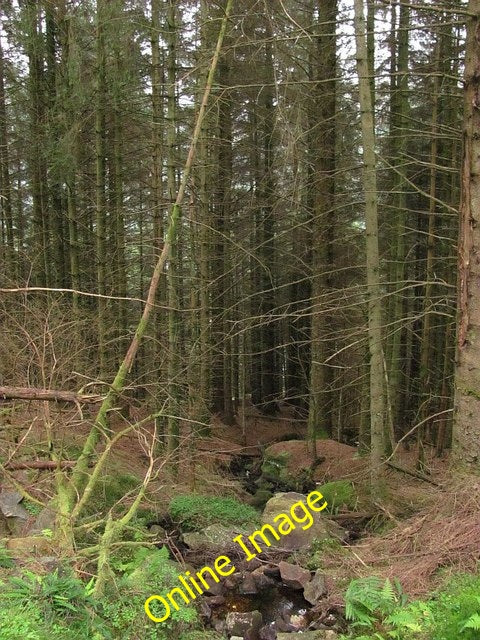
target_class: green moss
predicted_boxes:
[317,480,357,512]
[168,494,259,531]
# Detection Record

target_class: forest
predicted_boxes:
[0,0,480,638]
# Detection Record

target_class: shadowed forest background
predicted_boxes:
[1,1,480,639]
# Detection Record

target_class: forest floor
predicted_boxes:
[1,399,464,603]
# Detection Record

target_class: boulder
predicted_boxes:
[0,491,25,518]
[278,560,310,589]
[6,536,53,556]
[0,491,29,535]
[261,492,345,551]
[226,610,263,638]
[303,570,327,604]
[183,524,248,555]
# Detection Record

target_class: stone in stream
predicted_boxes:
[278,560,311,589]
[261,492,346,551]
[239,572,258,595]
[252,566,276,590]
[226,610,263,638]
[303,569,328,604]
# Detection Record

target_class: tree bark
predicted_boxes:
[354,0,386,493]
[0,386,103,404]
[453,0,480,470]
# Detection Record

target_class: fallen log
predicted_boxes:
[4,461,76,470]
[0,386,103,405]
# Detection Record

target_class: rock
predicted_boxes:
[262,492,346,551]
[0,491,24,517]
[6,536,53,555]
[279,561,311,589]
[205,578,225,595]
[0,512,11,536]
[199,600,211,619]
[277,632,337,640]
[259,626,276,640]
[226,610,263,638]
[263,564,281,579]
[214,619,227,634]
[252,566,276,590]
[30,507,56,535]
[204,595,225,607]
[239,572,258,595]
[304,570,327,604]
[148,524,167,537]
[223,576,237,590]
[0,491,29,535]
[230,637,243,640]
[183,524,248,555]
[289,613,308,631]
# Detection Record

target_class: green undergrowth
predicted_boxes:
[168,493,259,531]
[341,571,480,640]
[0,546,204,640]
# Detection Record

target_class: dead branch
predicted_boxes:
[386,461,441,486]
[0,386,103,404]
[4,461,76,470]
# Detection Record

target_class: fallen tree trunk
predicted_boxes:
[0,386,103,405]
[5,461,76,470]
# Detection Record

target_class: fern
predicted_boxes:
[345,576,398,627]
[461,612,480,632]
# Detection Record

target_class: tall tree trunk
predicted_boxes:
[151,0,166,396]
[95,0,108,377]
[211,42,235,424]
[307,0,336,446]
[354,0,386,492]
[25,0,49,287]
[0,36,14,279]
[387,0,409,443]
[255,20,278,415]
[166,0,180,456]
[452,0,480,470]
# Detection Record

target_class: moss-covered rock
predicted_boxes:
[169,494,258,531]
[316,480,357,512]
